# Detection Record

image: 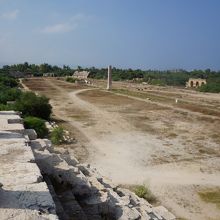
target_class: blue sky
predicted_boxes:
[0,0,220,70]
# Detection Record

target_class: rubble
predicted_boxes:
[31,138,176,220]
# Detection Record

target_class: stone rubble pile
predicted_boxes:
[30,138,176,220]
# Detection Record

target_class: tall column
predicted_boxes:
[107,65,112,90]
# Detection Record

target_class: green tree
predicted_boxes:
[15,92,52,120]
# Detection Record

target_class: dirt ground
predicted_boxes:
[22,77,220,220]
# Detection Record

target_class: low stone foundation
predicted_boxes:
[0,112,58,220]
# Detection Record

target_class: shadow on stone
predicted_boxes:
[0,132,23,139]
[0,188,56,215]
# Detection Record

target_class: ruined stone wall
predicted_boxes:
[186,78,207,88]
[0,111,58,220]
[0,111,176,220]
[30,139,176,220]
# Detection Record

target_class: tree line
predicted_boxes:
[1,62,73,76]
[1,62,220,92]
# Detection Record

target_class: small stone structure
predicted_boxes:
[107,65,112,90]
[9,71,25,78]
[43,72,55,77]
[186,78,207,88]
[73,70,90,79]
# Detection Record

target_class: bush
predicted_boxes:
[134,185,157,204]
[150,79,166,86]
[24,116,48,138]
[0,87,22,104]
[199,83,220,93]
[15,91,52,120]
[66,77,76,83]
[0,76,18,88]
[0,104,15,111]
[50,126,65,145]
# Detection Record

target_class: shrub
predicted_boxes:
[0,76,18,88]
[150,79,166,86]
[0,104,15,111]
[15,91,52,120]
[50,126,65,145]
[0,87,22,104]
[24,116,48,138]
[66,77,76,83]
[134,185,157,204]
[199,83,220,93]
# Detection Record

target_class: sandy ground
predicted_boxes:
[23,77,220,220]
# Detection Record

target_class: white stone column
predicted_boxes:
[107,65,112,90]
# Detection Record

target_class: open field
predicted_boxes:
[23,77,220,220]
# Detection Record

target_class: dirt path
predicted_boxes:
[22,78,220,220]
[70,89,219,182]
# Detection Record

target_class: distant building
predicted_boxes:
[186,78,207,88]
[43,72,55,77]
[73,71,90,79]
[9,71,34,78]
[9,71,25,78]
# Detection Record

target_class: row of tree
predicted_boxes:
[1,63,220,90]
[2,62,73,76]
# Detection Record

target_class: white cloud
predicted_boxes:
[70,13,86,23]
[39,13,88,34]
[1,9,19,20]
[41,23,76,34]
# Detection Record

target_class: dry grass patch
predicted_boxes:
[113,89,172,104]
[198,116,216,123]
[179,102,220,117]
[210,133,220,144]
[114,88,220,117]
[198,147,218,155]
[130,119,158,134]
[165,132,178,139]
[198,188,220,209]
[195,143,219,156]
[78,89,135,106]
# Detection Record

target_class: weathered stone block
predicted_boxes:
[24,129,37,140]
